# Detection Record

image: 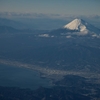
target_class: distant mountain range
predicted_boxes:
[0,18,67,30]
[0,18,100,38]
[0,18,27,29]
[0,25,48,34]
[0,26,19,33]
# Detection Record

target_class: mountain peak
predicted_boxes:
[70,18,83,22]
[63,18,88,33]
[40,18,100,38]
[62,18,100,36]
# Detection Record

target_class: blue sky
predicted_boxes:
[0,0,100,16]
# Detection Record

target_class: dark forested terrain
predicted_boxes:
[0,31,100,100]
[0,75,100,100]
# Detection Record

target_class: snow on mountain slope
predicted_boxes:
[38,18,100,38]
[63,18,100,35]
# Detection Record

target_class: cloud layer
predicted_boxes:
[0,12,100,20]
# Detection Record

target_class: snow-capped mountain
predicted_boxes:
[38,18,100,38]
[63,18,100,35]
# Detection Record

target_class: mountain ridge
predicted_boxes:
[39,18,100,38]
[63,18,100,35]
